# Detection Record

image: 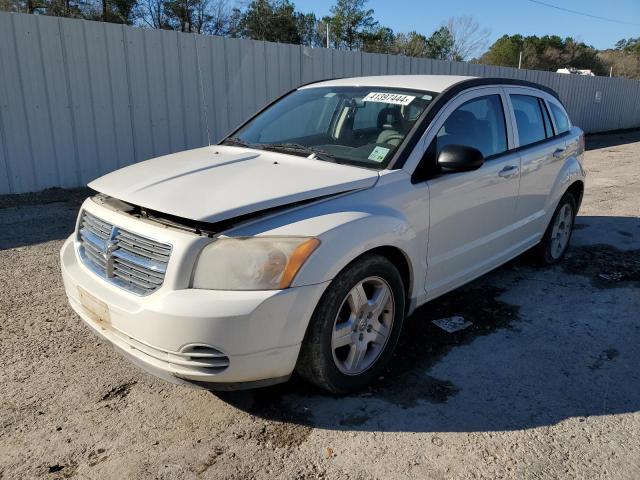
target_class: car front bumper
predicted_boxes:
[60,234,329,389]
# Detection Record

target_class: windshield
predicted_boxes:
[224,86,437,169]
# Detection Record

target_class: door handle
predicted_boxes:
[498,165,519,178]
[553,148,566,158]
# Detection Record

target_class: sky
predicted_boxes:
[291,0,640,50]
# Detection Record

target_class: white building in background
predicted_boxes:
[556,67,595,76]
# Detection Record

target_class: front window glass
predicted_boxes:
[435,94,507,158]
[225,86,437,169]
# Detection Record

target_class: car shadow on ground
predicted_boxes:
[216,215,640,433]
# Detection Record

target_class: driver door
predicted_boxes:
[421,87,522,300]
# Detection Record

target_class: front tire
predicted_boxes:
[534,192,577,265]
[296,254,405,393]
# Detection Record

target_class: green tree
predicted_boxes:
[479,34,606,75]
[296,12,320,46]
[392,31,428,57]
[361,26,394,53]
[93,0,137,23]
[614,37,640,55]
[425,26,454,59]
[162,0,211,32]
[328,0,377,50]
[479,34,522,67]
[238,0,301,44]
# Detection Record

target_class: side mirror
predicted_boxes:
[437,144,484,172]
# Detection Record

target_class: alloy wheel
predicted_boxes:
[330,276,395,375]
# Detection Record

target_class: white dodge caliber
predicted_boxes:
[61,75,585,393]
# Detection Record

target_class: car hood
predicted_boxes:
[89,146,379,223]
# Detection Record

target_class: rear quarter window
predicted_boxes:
[549,102,571,134]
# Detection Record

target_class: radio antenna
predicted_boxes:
[195,39,211,146]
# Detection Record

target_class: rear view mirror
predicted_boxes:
[437,144,484,172]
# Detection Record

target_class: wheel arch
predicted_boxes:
[544,156,585,220]
[310,244,415,316]
[363,245,413,310]
[566,180,584,213]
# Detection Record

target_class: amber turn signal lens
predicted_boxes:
[279,238,321,289]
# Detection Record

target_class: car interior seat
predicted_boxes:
[376,107,405,146]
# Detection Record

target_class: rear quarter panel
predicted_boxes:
[543,126,585,223]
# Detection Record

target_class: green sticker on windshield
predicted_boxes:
[368,146,390,162]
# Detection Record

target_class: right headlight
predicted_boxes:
[191,237,320,291]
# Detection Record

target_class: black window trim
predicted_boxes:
[509,129,572,155]
[508,97,572,154]
[411,83,569,183]
[538,97,555,138]
[392,77,564,170]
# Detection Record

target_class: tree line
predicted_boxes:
[3,0,639,79]
[0,0,491,61]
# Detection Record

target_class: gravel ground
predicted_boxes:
[1,131,639,480]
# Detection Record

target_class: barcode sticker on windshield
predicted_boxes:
[368,146,390,162]
[363,92,415,106]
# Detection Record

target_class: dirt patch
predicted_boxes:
[253,420,313,449]
[589,348,620,371]
[564,244,640,288]
[44,461,77,478]
[216,389,314,449]
[192,446,224,475]
[100,381,137,402]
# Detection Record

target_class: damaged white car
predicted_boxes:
[61,75,585,393]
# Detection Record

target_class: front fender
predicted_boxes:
[289,210,419,289]
[225,170,428,302]
[227,205,420,293]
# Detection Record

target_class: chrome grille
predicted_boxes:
[78,211,171,295]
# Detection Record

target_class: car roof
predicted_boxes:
[299,75,477,93]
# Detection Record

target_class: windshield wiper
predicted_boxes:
[222,139,337,163]
[221,136,256,149]
[260,143,336,162]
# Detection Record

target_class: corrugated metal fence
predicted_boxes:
[1,12,639,194]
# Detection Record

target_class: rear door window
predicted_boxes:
[510,94,547,147]
[435,94,507,159]
[548,102,571,134]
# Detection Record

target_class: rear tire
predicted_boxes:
[296,254,405,394]
[533,192,577,265]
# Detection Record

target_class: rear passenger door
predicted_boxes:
[422,87,522,299]
[506,88,569,243]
